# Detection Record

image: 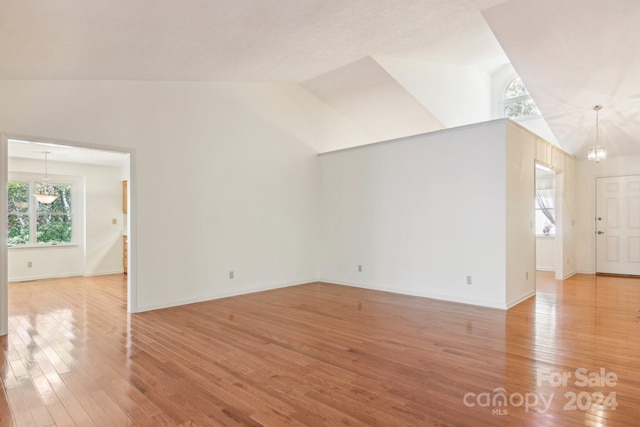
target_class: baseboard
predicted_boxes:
[506,291,535,309]
[136,278,319,313]
[84,270,124,277]
[317,278,509,310]
[9,270,124,282]
[8,271,84,282]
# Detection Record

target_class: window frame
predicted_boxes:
[503,77,541,121]
[7,172,81,248]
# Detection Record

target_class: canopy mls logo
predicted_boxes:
[463,388,553,415]
[463,367,618,416]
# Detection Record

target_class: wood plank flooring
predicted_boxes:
[1,272,639,426]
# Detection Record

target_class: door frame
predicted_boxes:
[1,133,138,336]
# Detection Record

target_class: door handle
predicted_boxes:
[597,231,605,234]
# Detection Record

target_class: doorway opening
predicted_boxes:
[535,164,556,274]
[1,134,136,336]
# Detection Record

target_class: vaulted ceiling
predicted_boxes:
[483,0,640,159]
[2,0,639,162]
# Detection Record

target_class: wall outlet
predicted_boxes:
[466,275,472,285]
[358,265,362,272]
[229,271,234,279]
[112,218,117,225]
[27,261,33,268]
[526,271,529,280]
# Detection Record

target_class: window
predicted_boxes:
[7,182,30,245]
[535,174,555,236]
[7,180,73,246]
[503,77,541,120]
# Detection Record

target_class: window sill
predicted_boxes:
[8,243,78,249]
[536,234,555,239]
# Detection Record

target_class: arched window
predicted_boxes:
[503,77,541,120]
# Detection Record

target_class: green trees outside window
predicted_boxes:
[503,77,541,120]
[7,181,73,246]
[8,182,30,245]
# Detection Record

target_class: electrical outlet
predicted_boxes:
[112,218,117,225]
[27,261,33,268]
[229,271,234,279]
[526,272,529,280]
[358,265,362,272]
[466,275,472,285]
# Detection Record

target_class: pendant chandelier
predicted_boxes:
[587,105,607,163]
[33,152,59,204]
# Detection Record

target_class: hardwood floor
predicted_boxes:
[1,272,639,426]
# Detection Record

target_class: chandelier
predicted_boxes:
[33,152,59,204]
[587,105,607,162]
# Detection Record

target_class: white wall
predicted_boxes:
[318,119,571,309]
[0,80,324,313]
[319,121,509,308]
[8,158,124,280]
[536,237,556,271]
[575,155,640,273]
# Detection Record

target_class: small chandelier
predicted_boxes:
[33,152,59,204]
[587,105,607,163]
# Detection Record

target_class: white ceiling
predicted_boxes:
[8,139,129,168]
[483,0,640,159]
[0,0,507,82]
[302,57,445,142]
[1,0,639,161]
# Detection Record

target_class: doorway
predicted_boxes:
[595,175,640,275]
[1,134,136,336]
[535,164,556,273]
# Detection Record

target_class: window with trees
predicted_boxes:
[7,180,73,246]
[503,77,541,120]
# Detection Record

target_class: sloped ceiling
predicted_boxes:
[0,0,506,82]
[483,0,640,158]
[302,57,444,143]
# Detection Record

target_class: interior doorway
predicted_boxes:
[535,164,557,273]
[1,134,135,336]
[595,175,640,275]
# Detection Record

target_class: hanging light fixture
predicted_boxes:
[33,151,59,204]
[587,105,607,162]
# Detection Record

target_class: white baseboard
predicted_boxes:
[135,278,318,313]
[317,278,509,310]
[9,270,124,282]
[84,270,124,277]
[8,271,83,282]
[506,291,535,309]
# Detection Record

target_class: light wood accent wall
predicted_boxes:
[122,180,128,214]
[123,180,128,274]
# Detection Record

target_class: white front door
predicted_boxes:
[596,175,640,275]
